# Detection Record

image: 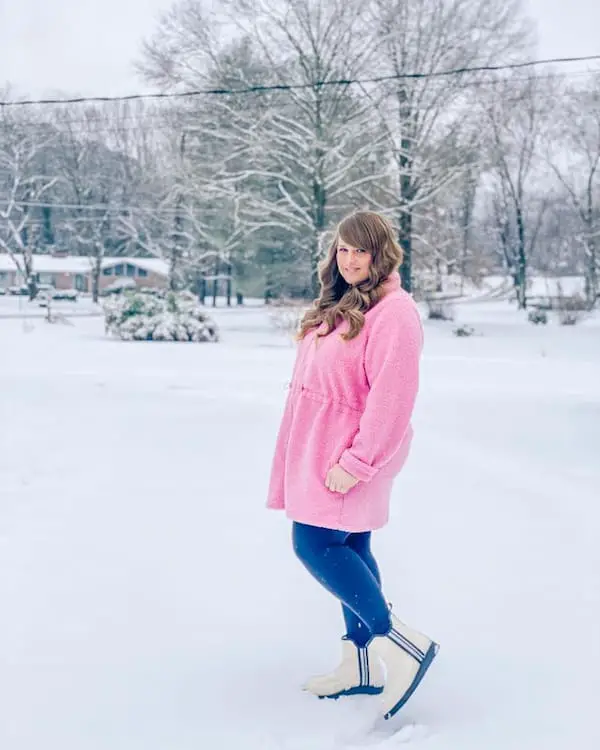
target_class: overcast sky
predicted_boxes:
[0,0,599,99]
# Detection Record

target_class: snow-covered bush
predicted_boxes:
[556,283,587,325]
[268,301,308,340]
[556,294,585,326]
[453,324,475,337]
[103,289,219,342]
[558,308,581,326]
[425,298,455,321]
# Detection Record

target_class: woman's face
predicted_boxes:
[336,238,372,285]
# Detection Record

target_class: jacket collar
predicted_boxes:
[382,270,401,295]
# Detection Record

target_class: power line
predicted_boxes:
[0,66,596,137]
[0,199,188,214]
[1,54,600,108]
[1,66,597,134]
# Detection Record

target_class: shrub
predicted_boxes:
[528,308,548,325]
[103,289,219,342]
[426,299,455,321]
[557,293,586,326]
[268,299,309,341]
[558,308,581,326]
[453,324,475,337]
[555,282,587,325]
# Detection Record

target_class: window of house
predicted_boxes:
[126,264,136,277]
[115,264,124,276]
[103,267,113,276]
[138,267,148,277]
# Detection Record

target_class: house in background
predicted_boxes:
[98,258,169,294]
[0,252,169,293]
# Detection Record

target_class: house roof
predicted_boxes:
[102,257,169,276]
[0,253,169,277]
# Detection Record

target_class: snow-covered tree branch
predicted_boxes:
[0,114,59,297]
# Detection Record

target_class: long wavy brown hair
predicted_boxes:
[297,211,403,342]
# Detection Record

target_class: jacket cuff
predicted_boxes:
[338,451,378,483]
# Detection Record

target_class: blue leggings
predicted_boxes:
[292,522,391,646]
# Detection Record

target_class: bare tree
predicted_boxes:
[116,113,254,296]
[413,151,486,296]
[544,73,600,308]
[482,75,546,308]
[531,193,582,275]
[455,162,483,289]
[0,113,58,298]
[365,0,533,292]
[229,0,389,293]
[140,0,391,295]
[50,102,158,301]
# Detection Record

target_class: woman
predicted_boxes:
[267,210,438,721]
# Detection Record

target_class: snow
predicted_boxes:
[0,294,102,319]
[1,299,599,750]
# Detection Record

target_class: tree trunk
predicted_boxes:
[42,206,54,246]
[585,183,598,309]
[93,256,101,304]
[169,251,179,291]
[399,207,412,292]
[397,86,414,293]
[515,204,527,309]
[310,230,322,298]
[212,257,219,307]
[311,178,327,297]
[27,277,37,301]
[585,238,597,309]
[24,251,37,301]
[311,95,327,299]
[310,187,326,297]
[170,132,186,292]
[460,170,478,294]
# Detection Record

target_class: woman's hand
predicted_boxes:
[325,464,359,494]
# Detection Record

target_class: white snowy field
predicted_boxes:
[0,301,599,750]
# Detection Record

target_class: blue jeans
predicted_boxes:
[292,522,391,646]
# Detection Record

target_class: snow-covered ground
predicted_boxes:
[1,299,599,750]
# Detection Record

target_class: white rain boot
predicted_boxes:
[369,613,439,720]
[303,637,385,699]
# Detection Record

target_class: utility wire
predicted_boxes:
[1,54,600,108]
[1,66,596,136]
[0,200,190,214]
[0,200,239,221]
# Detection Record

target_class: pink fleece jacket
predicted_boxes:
[266,271,423,532]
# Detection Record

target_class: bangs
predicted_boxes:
[337,215,381,255]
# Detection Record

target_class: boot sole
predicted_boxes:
[318,685,385,700]
[384,642,440,720]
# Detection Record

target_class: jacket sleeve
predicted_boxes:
[338,299,423,483]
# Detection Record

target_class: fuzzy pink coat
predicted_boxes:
[266,272,423,533]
